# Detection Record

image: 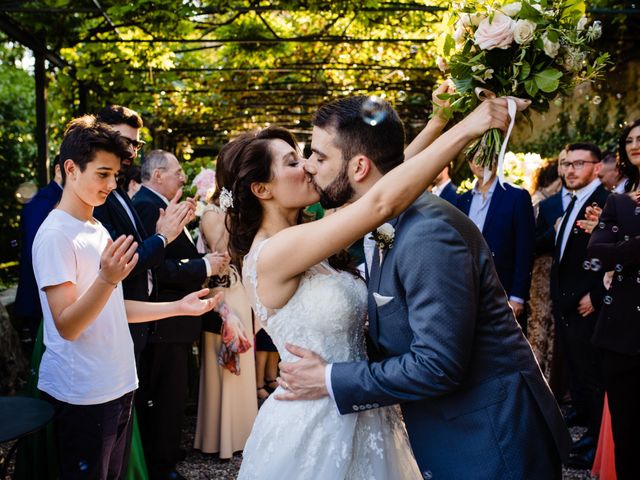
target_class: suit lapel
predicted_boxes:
[367,215,401,343]
[117,187,148,238]
[459,192,472,215]
[482,182,505,234]
[107,193,142,241]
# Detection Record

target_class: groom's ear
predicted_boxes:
[250,182,272,200]
[352,155,372,183]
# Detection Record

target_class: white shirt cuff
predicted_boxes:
[203,257,212,277]
[509,296,524,305]
[325,364,335,401]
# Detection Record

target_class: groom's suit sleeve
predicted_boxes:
[331,218,479,414]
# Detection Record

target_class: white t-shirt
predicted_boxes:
[32,209,138,405]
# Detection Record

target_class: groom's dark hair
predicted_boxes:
[312,96,405,174]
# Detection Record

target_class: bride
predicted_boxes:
[218,94,512,479]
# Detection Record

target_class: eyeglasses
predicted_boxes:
[559,160,598,170]
[122,137,146,151]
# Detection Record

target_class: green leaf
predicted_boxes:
[533,68,563,93]
[443,34,455,57]
[519,2,542,21]
[519,62,531,81]
[524,79,539,97]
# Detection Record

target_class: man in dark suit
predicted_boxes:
[430,164,458,205]
[457,160,536,333]
[551,142,609,469]
[133,149,228,480]
[278,95,570,478]
[14,157,63,346]
[94,105,193,358]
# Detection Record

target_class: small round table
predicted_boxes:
[0,396,54,478]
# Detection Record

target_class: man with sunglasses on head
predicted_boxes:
[94,105,195,359]
[550,142,609,470]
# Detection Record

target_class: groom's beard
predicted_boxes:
[315,160,354,209]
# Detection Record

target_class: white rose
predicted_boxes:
[513,19,536,44]
[532,3,543,12]
[577,16,589,32]
[474,12,515,50]
[500,2,522,17]
[436,56,449,72]
[542,32,560,58]
[377,223,394,237]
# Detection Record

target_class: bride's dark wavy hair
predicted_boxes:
[217,126,358,275]
[217,127,303,267]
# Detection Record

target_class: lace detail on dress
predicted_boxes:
[237,239,421,479]
[242,239,274,326]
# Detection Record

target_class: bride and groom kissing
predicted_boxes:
[220,87,571,479]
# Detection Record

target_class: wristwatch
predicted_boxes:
[156,232,168,247]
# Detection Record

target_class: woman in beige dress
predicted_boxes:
[194,171,258,459]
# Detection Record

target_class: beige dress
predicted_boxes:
[194,204,258,458]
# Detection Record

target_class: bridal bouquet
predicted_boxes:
[435,0,609,169]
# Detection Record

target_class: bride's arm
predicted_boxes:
[260,98,527,292]
[403,82,451,160]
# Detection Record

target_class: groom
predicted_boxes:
[278,96,571,478]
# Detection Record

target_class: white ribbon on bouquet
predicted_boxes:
[474,87,517,189]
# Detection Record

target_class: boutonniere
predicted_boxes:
[371,223,395,251]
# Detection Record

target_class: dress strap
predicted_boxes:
[242,239,272,325]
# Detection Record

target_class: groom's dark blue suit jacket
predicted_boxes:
[331,193,570,479]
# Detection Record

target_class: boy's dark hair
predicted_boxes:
[566,142,602,162]
[59,115,130,185]
[312,96,405,174]
[96,104,143,129]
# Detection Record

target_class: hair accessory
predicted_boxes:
[219,187,234,213]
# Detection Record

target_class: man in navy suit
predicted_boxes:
[14,157,63,345]
[430,164,458,205]
[456,160,535,333]
[278,95,570,479]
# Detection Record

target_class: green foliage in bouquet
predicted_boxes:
[435,0,610,168]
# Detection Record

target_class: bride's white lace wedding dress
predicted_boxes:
[237,239,421,479]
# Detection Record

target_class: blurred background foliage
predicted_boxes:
[0,0,638,286]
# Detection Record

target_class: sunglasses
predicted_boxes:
[122,136,146,151]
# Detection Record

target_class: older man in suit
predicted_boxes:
[456,160,536,333]
[551,142,610,469]
[133,149,228,480]
[277,95,570,479]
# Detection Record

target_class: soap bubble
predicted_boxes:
[361,96,387,126]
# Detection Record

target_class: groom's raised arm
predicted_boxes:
[331,217,479,414]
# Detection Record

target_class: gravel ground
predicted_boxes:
[1,414,597,480]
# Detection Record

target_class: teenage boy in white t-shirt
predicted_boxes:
[32,116,221,480]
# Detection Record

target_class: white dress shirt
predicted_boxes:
[557,178,602,260]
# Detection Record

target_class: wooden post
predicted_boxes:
[34,50,48,186]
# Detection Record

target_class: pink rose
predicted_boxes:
[474,12,515,50]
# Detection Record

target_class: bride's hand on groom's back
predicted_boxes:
[275,343,329,401]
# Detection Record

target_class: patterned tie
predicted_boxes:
[556,194,577,260]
